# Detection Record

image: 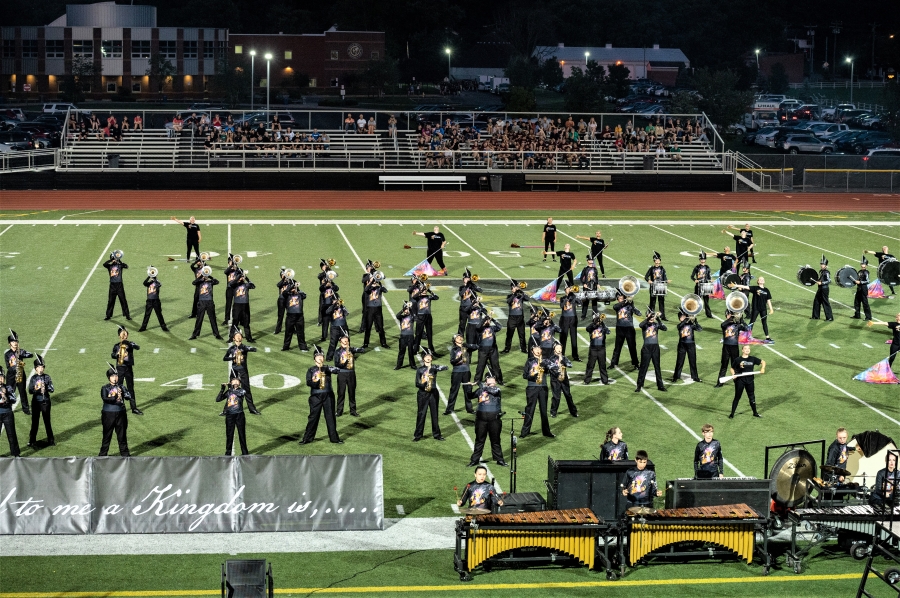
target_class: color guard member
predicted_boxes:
[866,246,896,295]
[729,345,764,418]
[542,217,557,262]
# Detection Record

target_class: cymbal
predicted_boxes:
[459,507,490,515]
[821,465,852,477]
[769,448,817,508]
[626,506,656,516]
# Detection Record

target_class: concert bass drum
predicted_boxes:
[797,266,818,286]
[836,266,857,289]
[878,258,900,286]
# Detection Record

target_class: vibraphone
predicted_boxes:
[628,504,768,568]
[454,508,618,581]
[786,505,900,572]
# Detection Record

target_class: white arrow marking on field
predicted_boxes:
[830,343,841,349]
[863,343,873,348]
[796,344,806,349]
[134,378,156,382]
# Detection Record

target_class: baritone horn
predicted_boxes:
[233,255,243,265]
[200,265,213,277]
[374,271,385,281]
[570,285,580,293]
[111,249,124,261]
[681,293,703,317]
[325,270,339,281]
[199,252,210,262]
[618,275,640,297]
[147,266,159,278]
[725,291,749,314]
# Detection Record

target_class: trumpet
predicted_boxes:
[374,271,385,281]
[681,293,704,317]
[569,285,580,293]
[200,251,210,262]
[518,281,528,289]
[147,266,159,278]
[418,273,429,282]
[618,275,640,297]
[471,274,480,282]
[326,270,339,281]
[372,260,381,269]
[111,249,124,261]
[327,258,336,267]
[336,298,345,307]
[284,268,295,279]
[726,291,749,315]
[233,254,243,265]
[200,265,212,277]
[596,313,606,322]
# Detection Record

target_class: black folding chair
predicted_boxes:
[221,559,273,598]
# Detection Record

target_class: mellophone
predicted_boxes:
[628,504,764,565]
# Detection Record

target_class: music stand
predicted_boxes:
[509,416,519,493]
[221,560,273,598]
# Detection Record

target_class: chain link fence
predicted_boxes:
[742,154,900,192]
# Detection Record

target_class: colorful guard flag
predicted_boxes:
[868,279,886,299]
[738,326,770,345]
[404,260,437,277]
[531,279,558,302]
[710,278,725,300]
[853,357,899,384]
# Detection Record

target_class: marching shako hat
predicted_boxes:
[699,251,707,260]
[313,345,324,357]
[117,325,127,335]
[7,329,18,343]
[510,278,518,287]
[653,251,661,260]
[820,254,829,266]
[34,355,45,368]
[106,362,118,378]
[229,325,241,342]
[861,255,869,266]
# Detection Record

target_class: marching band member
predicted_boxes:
[414,283,439,355]
[474,313,502,384]
[414,350,447,442]
[458,269,481,335]
[600,427,628,461]
[5,331,33,415]
[138,267,168,332]
[622,450,661,507]
[691,251,714,319]
[317,259,332,328]
[360,261,375,333]
[274,267,292,335]
[216,373,250,456]
[394,302,417,370]
[870,453,899,508]
[188,254,205,318]
[446,334,477,414]
[549,343,577,418]
[190,266,223,340]
[558,284,581,361]
[362,275,389,349]
[458,465,504,509]
[866,246,895,295]
[27,355,54,447]
[608,292,641,370]
[103,250,131,321]
[579,257,600,320]
[537,310,561,360]
[732,277,774,342]
[465,296,484,346]
[714,311,747,388]
[584,312,611,385]
[324,299,350,360]
[281,279,308,351]
[111,326,143,415]
[468,381,507,467]
[868,312,900,367]
[644,251,668,321]
[729,345,765,418]
[99,364,132,456]
[635,308,667,393]
[694,424,724,478]
[334,334,365,417]
[222,254,238,326]
[0,371,20,457]
[672,309,702,383]
[825,427,851,485]
[811,255,833,321]
[319,275,340,342]
[230,268,256,342]
[853,256,873,321]
[503,280,528,354]
[223,328,261,415]
[520,344,556,439]
[299,347,343,445]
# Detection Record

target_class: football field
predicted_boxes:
[1,208,899,596]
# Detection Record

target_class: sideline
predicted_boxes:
[2,219,899,226]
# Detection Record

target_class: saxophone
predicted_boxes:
[425,371,434,392]
[535,361,545,385]
[558,360,567,382]
[15,352,24,383]
[117,343,128,366]
[317,367,326,389]
[234,349,244,366]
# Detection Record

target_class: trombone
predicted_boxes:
[518,281,528,289]
[372,260,381,269]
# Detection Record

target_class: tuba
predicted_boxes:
[725,291,749,315]
[200,251,210,262]
[374,271,385,281]
[618,275,640,297]
[284,268,295,280]
[147,266,159,278]
[325,270,339,281]
[681,293,704,317]
[111,249,124,261]
[200,265,212,277]
[233,254,243,265]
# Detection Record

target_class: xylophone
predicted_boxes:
[628,504,765,566]
[454,508,615,581]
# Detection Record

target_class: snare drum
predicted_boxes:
[797,266,818,286]
[699,281,715,295]
[583,290,600,299]
[836,266,857,289]
[651,281,668,296]
[574,292,586,300]
[878,258,900,286]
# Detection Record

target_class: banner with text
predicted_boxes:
[0,454,383,535]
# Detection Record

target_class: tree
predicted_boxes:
[146,53,177,94]
[668,90,699,115]
[605,63,631,99]
[563,64,606,113]
[209,57,247,108]
[881,79,900,139]
[539,57,564,88]
[505,55,540,90]
[60,56,100,102]
[692,68,755,130]
[358,58,399,96]
[767,63,790,94]
[504,86,537,112]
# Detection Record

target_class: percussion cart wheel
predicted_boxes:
[459,572,472,582]
[851,541,871,560]
[885,568,900,585]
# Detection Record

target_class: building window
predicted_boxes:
[203,41,215,59]
[371,51,379,60]
[234,45,243,54]
[107,81,117,92]
[46,40,64,59]
[101,40,122,58]
[330,50,339,60]
[309,77,316,87]
[132,81,141,93]
[284,50,292,60]
[132,40,150,59]
[183,41,198,59]
[22,40,38,58]
[159,41,177,59]
[2,40,16,58]
[73,40,93,58]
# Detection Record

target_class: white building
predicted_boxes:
[534,43,690,85]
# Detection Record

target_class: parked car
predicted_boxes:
[42,103,82,115]
[776,133,835,154]
[636,104,667,119]
[850,132,894,154]
[0,130,36,149]
[232,111,295,128]
[863,148,900,160]
[31,114,65,126]
[822,103,855,121]
[807,123,850,139]
[741,129,759,145]
[12,123,60,148]
[838,109,870,124]
[188,103,226,111]
[754,126,781,146]
[4,108,26,121]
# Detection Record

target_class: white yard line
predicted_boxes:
[59,210,105,220]
[846,225,900,243]
[0,224,13,236]
[754,226,858,262]
[4,219,900,226]
[730,210,794,221]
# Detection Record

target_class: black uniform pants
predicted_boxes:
[223,288,235,324]
[581,296,599,319]
[447,370,474,412]
[544,239,555,258]
[186,240,199,262]
[471,411,503,464]
[414,391,442,440]
[474,346,501,383]
[610,327,639,368]
[319,302,333,338]
[718,344,740,382]
[673,343,699,382]
[28,399,53,444]
[556,269,574,290]
[141,299,167,330]
[551,378,577,416]
[397,335,416,367]
[414,315,435,352]
[584,346,608,384]
[636,344,665,390]
[326,327,343,360]
[458,310,468,335]
[731,379,758,416]
[854,288,872,320]
[559,317,580,359]
[505,315,526,352]
[232,303,252,339]
[427,251,446,270]
[0,411,20,456]
[275,296,286,333]
[302,391,340,443]
[890,342,899,367]
[749,307,770,337]
[359,292,367,332]
[283,313,306,349]
[190,284,201,317]
[363,306,386,346]
[106,282,130,319]
[233,368,258,412]
[116,365,138,411]
[594,253,606,276]
[193,301,220,337]
[649,293,667,317]
[521,386,552,437]
[465,323,480,346]
[812,287,833,319]
[336,371,357,414]
[225,411,249,455]
[99,410,129,456]
[14,380,30,414]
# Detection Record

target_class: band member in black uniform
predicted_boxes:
[584,313,611,385]
[112,326,143,415]
[319,276,340,342]
[414,350,447,442]
[711,247,738,278]
[103,251,131,320]
[216,374,249,456]
[542,217,557,262]
[413,226,448,275]
[853,256,873,321]
[576,230,609,276]
[825,427,851,485]
[644,251,669,321]
[334,334,365,417]
[503,281,528,354]
[171,215,201,262]
[714,311,746,388]
[733,277,774,341]
[723,228,754,264]
[446,334,477,414]
[5,331,33,415]
[537,311,561,359]
[0,372,20,457]
[870,453,900,508]
[600,427,628,461]
[458,465,505,508]
[738,260,753,288]
[635,308,667,393]
[188,255,205,318]
[359,261,375,333]
[609,292,641,370]
[362,276,389,349]
[520,345,556,439]
[281,280,308,351]
[407,276,423,317]
[729,345,765,418]
[579,257,600,319]
[549,343,578,418]
[27,355,54,447]
[557,285,581,361]
[317,260,333,327]
[414,284,439,355]
[465,297,484,346]
[229,269,256,341]
[324,299,350,360]
[299,347,343,445]
[467,380,507,467]
[550,244,577,290]
[99,364,131,457]
[222,254,238,326]
[622,450,661,507]
[458,270,481,335]
[867,246,896,294]
[138,268,168,332]
[274,267,291,335]
[672,309,702,383]
[812,255,833,321]
[224,328,261,415]
[526,306,542,353]
[691,252,714,319]
[474,314,502,384]
[395,302,417,370]
[694,424,724,479]
[190,266,223,340]
[868,312,900,367]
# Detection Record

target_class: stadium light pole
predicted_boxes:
[846,57,854,104]
[249,50,256,111]
[584,51,589,67]
[265,53,273,115]
[445,48,451,79]
[755,49,760,69]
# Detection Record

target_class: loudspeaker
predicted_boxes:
[492,492,546,514]
[547,458,651,520]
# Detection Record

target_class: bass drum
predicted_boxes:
[797,266,818,286]
[721,273,741,290]
[878,258,900,286]
[836,266,858,289]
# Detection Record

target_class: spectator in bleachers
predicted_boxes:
[272,113,281,131]
[388,114,397,138]
[133,114,143,131]
[669,142,683,162]
[357,114,366,134]
[121,116,129,134]
[367,115,376,134]
[344,113,355,132]
[172,114,184,135]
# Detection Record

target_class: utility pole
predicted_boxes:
[871,23,878,78]
[805,26,816,78]
[831,24,841,75]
